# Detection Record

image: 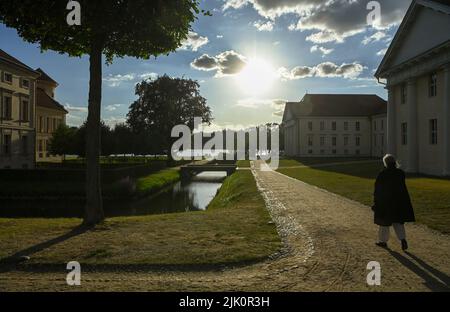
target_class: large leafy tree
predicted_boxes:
[49,124,77,160]
[0,0,206,224]
[127,75,212,159]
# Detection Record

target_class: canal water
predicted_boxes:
[0,171,227,218]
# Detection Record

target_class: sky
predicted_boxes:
[0,0,413,131]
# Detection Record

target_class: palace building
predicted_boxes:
[282,94,387,158]
[375,0,450,176]
[0,49,68,168]
[0,49,40,169]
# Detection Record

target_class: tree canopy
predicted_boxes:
[127,75,213,155]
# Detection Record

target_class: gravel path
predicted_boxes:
[1,160,449,291]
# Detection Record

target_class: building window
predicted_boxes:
[308,135,313,146]
[3,72,13,84]
[356,150,360,155]
[21,100,29,121]
[356,136,361,147]
[381,135,384,147]
[21,79,30,89]
[320,121,325,131]
[401,84,407,104]
[2,96,12,119]
[374,135,377,147]
[21,136,28,155]
[381,120,384,131]
[344,136,349,146]
[3,134,11,155]
[308,150,313,154]
[320,136,325,146]
[344,122,348,131]
[332,149,337,155]
[332,122,337,131]
[53,118,57,131]
[308,121,313,131]
[401,122,408,145]
[355,121,360,131]
[429,73,437,97]
[344,149,348,155]
[430,119,438,145]
[320,149,325,155]
[47,117,51,133]
[332,137,337,146]
[374,121,377,131]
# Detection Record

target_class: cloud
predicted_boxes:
[224,0,410,43]
[180,31,209,51]
[253,20,274,31]
[235,98,287,117]
[362,31,387,45]
[377,48,388,56]
[191,50,247,77]
[103,116,127,128]
[64,104,88,113]
[103,72,158,87]
[105,104,122,112]
[310,45,334,57]
[279,61,365,80]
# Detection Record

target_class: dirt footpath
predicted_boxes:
[1,160,449,291]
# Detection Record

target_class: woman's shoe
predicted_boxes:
[401,239,408,251]
[375,242,388,248]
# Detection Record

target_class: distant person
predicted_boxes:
[372,154,415,250]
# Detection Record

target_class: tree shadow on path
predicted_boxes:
[388,250,450,292]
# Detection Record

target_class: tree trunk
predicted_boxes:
[84,41,104,225]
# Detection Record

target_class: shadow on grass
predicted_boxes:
[0,224,91,271]
[0,258,270,274]
[388,250,450,292]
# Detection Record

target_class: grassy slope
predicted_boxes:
[135,168,180,197]
[278,162,450,234]
[278,157,375,167]
[0,171,280,266]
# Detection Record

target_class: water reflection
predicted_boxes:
[0,171,227,218]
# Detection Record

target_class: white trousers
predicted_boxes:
[378,223,406,243]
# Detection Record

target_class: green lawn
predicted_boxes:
[237,160,251,168]
[0,170,281,267]
[135,168,180,197]
[277,162,450,234]
[278,157,376,167]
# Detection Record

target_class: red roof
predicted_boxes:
[36,68,58,85]
[283,94,387,121]
[36,88,68,114]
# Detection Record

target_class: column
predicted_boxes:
[387,86,397,155]
[406,79,418,173]
[443,65,450,176]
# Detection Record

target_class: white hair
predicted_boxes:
[383,154,399,168]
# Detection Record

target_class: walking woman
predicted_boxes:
[372,154,415,250]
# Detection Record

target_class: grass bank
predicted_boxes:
[135,168,180,197]
[277,161,450,234]
[0,171,281,267]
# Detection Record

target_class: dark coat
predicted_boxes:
[372,167,415,226]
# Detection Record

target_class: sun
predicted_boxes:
[236,58,277,96]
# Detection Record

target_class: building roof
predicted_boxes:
[36,88,68,114]
[0,49,40,76]
[36,68,58,86]
[283,94,387,121]
[375,0,450,78]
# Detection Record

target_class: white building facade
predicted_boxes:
[0,49,40,169]
[375,0,450,176]
[283,94,387,158]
